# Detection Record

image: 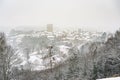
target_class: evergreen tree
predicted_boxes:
[0,33,14,80]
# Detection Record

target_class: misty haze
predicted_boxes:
[0,0,120,80]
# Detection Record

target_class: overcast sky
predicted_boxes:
[0,0,120,32]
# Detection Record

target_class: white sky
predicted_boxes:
[0,0,120,32]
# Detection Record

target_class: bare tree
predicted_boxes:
[48,45,53,72]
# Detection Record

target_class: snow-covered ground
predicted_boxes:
[97,77,120,80]
[12,44,71,71]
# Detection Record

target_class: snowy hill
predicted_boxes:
[6,30,111,80]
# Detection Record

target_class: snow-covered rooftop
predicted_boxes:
[97,77,120,80]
